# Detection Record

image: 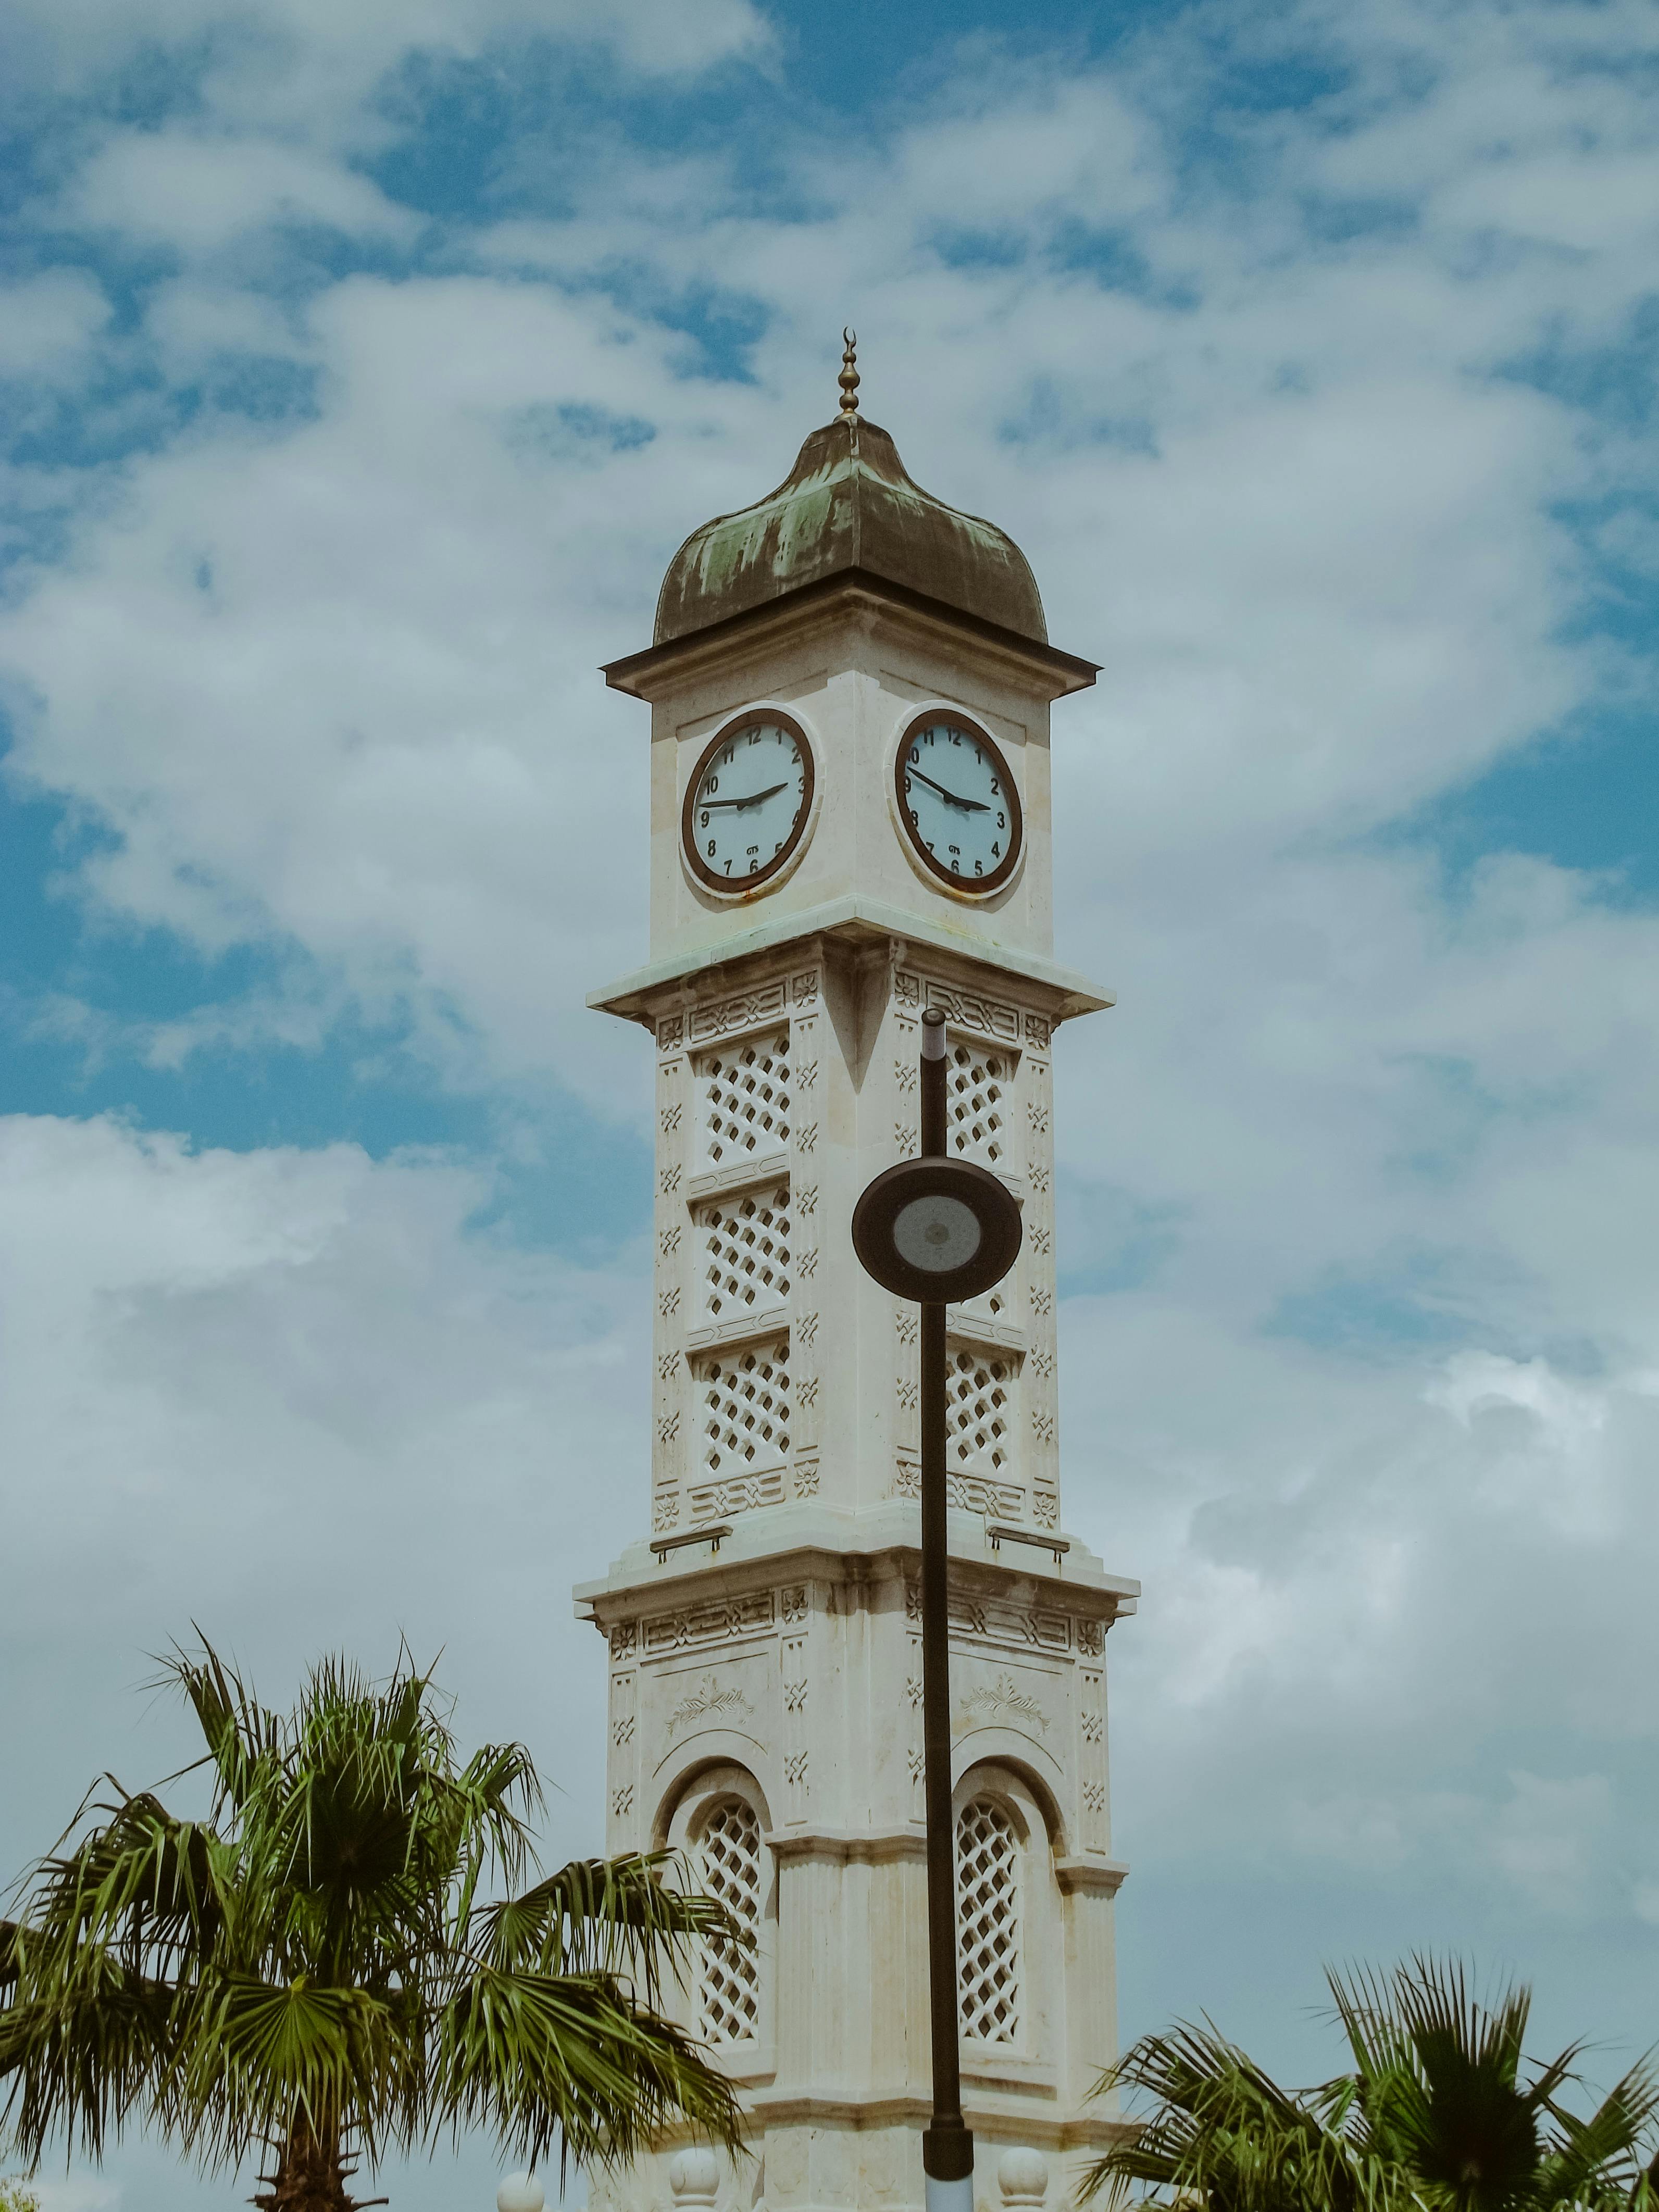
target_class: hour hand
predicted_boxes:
[702,781,788,811]
[907,766,989,813]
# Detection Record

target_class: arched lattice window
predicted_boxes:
[696,1797,763,2044]
[956,1795,1021,2044]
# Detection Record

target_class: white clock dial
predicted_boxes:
[682,714,815,893]
[895,714,1022,893]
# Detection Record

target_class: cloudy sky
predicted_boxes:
[2,0,1657,2203]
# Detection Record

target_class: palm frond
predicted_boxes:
[472,1855,741,2003]
[433,1964,745,2182]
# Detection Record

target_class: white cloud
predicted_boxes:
[7,0,770,111]
[67,134,421,253]
[0,271,110,379]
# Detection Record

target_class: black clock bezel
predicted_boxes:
[894,709,1023,896]
[682,710,816,895]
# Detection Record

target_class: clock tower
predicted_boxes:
[577,358,1138,2212]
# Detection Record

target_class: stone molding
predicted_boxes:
[765,1823,927,1866]
[1053,1855,1130,1897]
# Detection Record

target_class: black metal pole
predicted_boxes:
[918,1006,972,2206]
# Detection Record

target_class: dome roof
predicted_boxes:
[654,414,1048,646]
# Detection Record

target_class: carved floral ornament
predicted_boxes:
[665,1674,756,1739]
[959,1672,1050,1736]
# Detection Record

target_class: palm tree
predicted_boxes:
[0,1643,743,2211]
[1082,1956,1659,2212]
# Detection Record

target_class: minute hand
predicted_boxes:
[701,782,788,810]
[907,766,989,813]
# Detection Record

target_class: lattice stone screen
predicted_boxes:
[700,1031,791,1165]
[946,1346,1015,1477]
[695,1184,792,1320]
[948,1041,1012,1168]
[697,1798,763,2043]
[957,1796,1021,2044]
[696,1340,791,1478]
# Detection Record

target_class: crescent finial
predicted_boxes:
[838,328,860,418]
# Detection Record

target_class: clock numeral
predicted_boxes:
[705,774,718,793]
[700,810,710,827]
[974,859,983,876]
[989,778,999,794]
[991,842,1001,857]
[707,840,717,857]
[996,811,1005,828]
[724,858,734,874]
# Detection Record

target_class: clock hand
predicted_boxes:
[701,781,789,811]
[905,766,990,813]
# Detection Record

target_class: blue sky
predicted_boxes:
[2,0,1658,2206]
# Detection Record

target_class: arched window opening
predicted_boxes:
[696,1796,763,2044]
[956,1795,1021,2045]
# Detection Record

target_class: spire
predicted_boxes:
[838,327,860,419]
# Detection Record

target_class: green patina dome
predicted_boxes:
[654,414,1048,646]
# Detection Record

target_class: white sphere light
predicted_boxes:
[498,2176,545,2212]
[892,1192,982,1272]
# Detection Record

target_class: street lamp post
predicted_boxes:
[852,1004,1023,2212]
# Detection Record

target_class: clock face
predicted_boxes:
[895,713,1022,893]
[682,713,815,893]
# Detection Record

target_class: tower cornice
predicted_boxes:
[587,901,1113,1031]
[603,568,1100,703]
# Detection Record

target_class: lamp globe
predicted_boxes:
[498,2177,545,2212]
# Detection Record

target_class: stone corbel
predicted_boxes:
[1053,1855,1129,1897]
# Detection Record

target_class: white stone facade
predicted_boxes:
[579,573,1138,2212]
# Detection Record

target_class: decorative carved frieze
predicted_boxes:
[894,971,1022,1044]
[688,1467,785,1521]
[690,980,789,1041]
[643,1592,775,1652]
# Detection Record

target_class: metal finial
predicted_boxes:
[838,328,860,418]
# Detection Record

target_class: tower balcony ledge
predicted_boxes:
[573,1497,1139,1620]
[587,893,1111,1031]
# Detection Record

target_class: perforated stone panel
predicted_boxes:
[696,1341,791,1476]
[696,1184,791,1319]
[949,1042,1011,1168]
[957,1796,1021,2044]
[947,1347,1014,1476]
[700,1032,791,1165]
[698,1797,763,2043]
